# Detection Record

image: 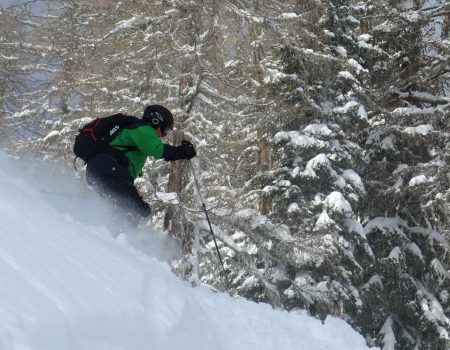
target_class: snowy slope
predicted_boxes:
[0,151,376,350]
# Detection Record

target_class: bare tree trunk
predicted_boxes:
[163,130,185,230]
[258,137,270,215]
[163,129,193,254]
[250,22,271,215]
[163,60,198,253]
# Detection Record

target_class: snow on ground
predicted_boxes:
[0,151,376,350]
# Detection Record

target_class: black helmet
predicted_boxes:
[143,105,174,134]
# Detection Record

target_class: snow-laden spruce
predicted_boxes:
[0,151,375,350]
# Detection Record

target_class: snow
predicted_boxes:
[263,68,298,84]
[409,174,435,186]
[416,280,450,340]
[358,34,372,42]
[357,40,383,53]
[274,131,327,149]
[345,15,359,24]
[231,231,246,241]
[388,246,402,262]
[334,100,369,120]
[103,16,150,39]
[43,130,60,141]
[392,106,440,116]
[342,169,365,193]
[334,175,347,188]
[348,58,368,74]
[430,258,448,282]
[403,124,433,135]
[406,242,424,262]
[287,202,300,213]
[314,211,335,230]
[302,153,334,179]
[345,219,367,239]
[155,191,180,204]
[364,217,408,238]
[224,59,238,68]
[380,135,395,150]
[410,226,447,245]
[358,104,368,120]
[303,123,333,136]
[279,12,298,19]
[393,164,409,175]
[324,191,352,214]
[380,315,397,350]
[338,70,359,82]
[0,151,376,350]
[333,100,359,114]
[362,275,383,293]
[336,46,348,57]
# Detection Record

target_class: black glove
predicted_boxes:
[162,140,197,161]
[179,140,197,160]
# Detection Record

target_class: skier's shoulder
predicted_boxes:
[120,120,159,142]
[105,113,149,132]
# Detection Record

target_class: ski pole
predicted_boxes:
[189,161,230,277]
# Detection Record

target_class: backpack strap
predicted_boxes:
[78,117,101,140]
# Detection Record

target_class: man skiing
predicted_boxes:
[85,104,196,226]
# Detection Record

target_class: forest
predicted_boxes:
[1,1,449,349]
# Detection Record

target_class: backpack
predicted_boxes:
[73,113,144,165]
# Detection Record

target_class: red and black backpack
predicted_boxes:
[73,113,145,164]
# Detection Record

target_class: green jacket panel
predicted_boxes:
[109,124,163,179]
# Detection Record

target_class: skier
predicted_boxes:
[85,104,196,226]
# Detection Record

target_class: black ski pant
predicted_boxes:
[85,153,150,227]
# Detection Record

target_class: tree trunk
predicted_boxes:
[163,130,185,230]
[258,137,270,215]
[163,60,197,253]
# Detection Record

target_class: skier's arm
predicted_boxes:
[129,126,196,161]
[130,127,164,159]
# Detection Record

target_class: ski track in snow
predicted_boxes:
[0,151,376,350]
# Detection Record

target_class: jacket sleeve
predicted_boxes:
[129,126,164,159]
